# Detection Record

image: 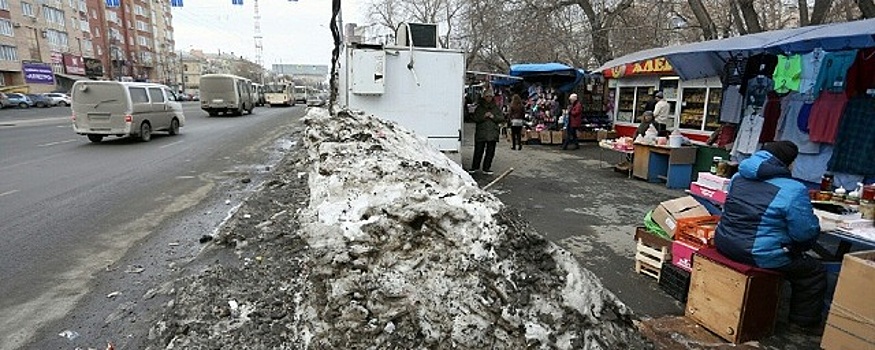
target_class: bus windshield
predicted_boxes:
[265,83,288,93]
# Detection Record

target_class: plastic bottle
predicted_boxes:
[710,157,722,174]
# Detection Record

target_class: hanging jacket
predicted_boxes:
[714,150,820,269]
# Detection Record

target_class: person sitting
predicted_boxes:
[713,141,825,333]
[635,111,655,138]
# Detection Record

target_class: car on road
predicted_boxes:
[0,93,9,108]
[43,92,71,107]
[5,93,34,108]
[71,81,185,143]
[26,94,53,108]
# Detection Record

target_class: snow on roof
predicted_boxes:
[293,108,647,348]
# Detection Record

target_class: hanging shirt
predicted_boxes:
[772,54,802,93]
[813,50,857,95]
[828,95,875,176]
[845,48,875,96]
[792,145,834,184]
[808,92,849,144]
[745,76,773,108]
[722,56,748,87]
[733,106,764,155]
[720,85,744,123]
[776,92,820,154]
[740,53,778,96]
[797,102,814,133]
[799,49,827,96]
[759,92,782,143]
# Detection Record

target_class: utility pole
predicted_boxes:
[253,0,264,84]
[179,50,185,94]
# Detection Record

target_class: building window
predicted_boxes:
[136,20,150,32]
[91,9,96,19]
[42,6,66,27]
[0,19,12,37]
[80,19,88,32]
[134,4,145,16]
[21,2,34,16]
[0,45,18,61]
[78,0,85,12]
[45,29,69,50]
[0,0,9,11]
[107,11,117,24]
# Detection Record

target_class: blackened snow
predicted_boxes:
[148,109,652,350]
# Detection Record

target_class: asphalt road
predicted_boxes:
[0,102,307,349]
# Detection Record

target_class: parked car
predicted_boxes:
[6,93,34,108]
[27,94,52,108]
[43,92,71,106]
[71,81,185,142]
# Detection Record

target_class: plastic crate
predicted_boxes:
[673,215,721,248]
[659,262,691,302]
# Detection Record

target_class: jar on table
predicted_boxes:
[711,157,722,174]
[716,161,729,178]
[860,200,875,220]
[820,173,834,191]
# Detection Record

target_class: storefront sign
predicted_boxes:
[51,52,63,64]
[63,54,86,75]
[603,57,674,78]
[84,58,104,77]
[22,62,56,85]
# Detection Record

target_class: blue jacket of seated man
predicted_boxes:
[714,150,821,269]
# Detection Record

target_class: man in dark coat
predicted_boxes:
[469,89,505,175]
[714,141,825,331]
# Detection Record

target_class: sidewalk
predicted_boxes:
[460,123,822,349]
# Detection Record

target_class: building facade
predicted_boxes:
[0,0,175,93]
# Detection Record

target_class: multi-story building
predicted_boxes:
[0,0,175,93]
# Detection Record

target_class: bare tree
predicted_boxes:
[810,0,835,24]
[861,0,875,18]
[688,0,719,39]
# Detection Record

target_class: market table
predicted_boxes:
[632,144,698,189]
[598,141,634,178]
[814,228,875,262]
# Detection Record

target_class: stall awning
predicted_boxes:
[596,18,875,81]
[55,73,89,81]
[507,63,589,92]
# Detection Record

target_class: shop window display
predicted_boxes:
[680,87,723,131]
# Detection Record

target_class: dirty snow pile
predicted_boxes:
[291,109,649,349]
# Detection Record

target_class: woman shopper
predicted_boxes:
[469,89,505,175]
[562,93,583,150]
[508,94,525,150]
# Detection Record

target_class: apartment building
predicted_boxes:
[0,0,175,93]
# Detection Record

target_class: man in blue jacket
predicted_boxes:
[714,141,825,331]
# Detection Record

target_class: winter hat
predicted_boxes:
[762,141,798,166]
[482,89,494,97]
[655,91,664,98]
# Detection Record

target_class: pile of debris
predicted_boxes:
[149,109,651,349]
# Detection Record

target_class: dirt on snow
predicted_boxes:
[145,108,652,349]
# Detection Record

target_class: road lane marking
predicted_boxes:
[160,140,184,149]
[176,175,196,179]
[38,139,79,147]
[0,189,20,197]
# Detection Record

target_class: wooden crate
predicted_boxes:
[685,250,782,343]
[635,239,669,281]
[540,131,552,144]
[550,130,564,145]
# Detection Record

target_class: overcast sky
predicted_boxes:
[171,0,366,67]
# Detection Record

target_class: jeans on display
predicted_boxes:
[562,126,579,149]
[774,254,827,326]
[510,126,523,150]
[471,141,497,171]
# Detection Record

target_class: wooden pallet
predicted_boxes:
[635,238,670,281]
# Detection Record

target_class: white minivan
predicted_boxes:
[71,81,185,143]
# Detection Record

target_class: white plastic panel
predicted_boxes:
[351,50,386,95]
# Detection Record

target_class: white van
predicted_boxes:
[71,81,185,143]
[199,74,255,116]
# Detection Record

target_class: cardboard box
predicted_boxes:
[597,129,618,141]
[540,131,552,144]
[697,173,731,191]
[651,196,711,235]
[690,182,728,205]
[550,130,564,145]
[822,250,875,350]
[672,240,698,272]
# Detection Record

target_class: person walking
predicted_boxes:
[469,89,505,175]
[562,93,582,150]
[508,94,525,151]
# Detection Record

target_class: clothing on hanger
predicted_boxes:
[773,54,802,93]
[813,50,857,95]
[800,49,827,95]
[828,94,875,175]
[845,47,875,96]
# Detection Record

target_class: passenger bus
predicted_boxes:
[251,83,266,106]
[199,74,255,116]
[264,82,295,107]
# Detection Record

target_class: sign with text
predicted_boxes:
[603,57,674,78]
[22,62,56,85]
[84,58,104,77]
[63,54,86,75]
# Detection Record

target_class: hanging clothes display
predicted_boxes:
[759,92,782,143]
[793,145,833,184]
[808,91,849,144]
[719,85,744,123]
[828,94,875,175]
[799,49,827,95]
[745,75,773,108]
[845,48,875,96]
[772,54,802,93]
[813,50,857,95]
[776,92,820,154]
[732,106,765,155]
[721,55,748,87]
[740,53,778,95]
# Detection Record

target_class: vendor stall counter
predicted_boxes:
[633,144,698,189]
